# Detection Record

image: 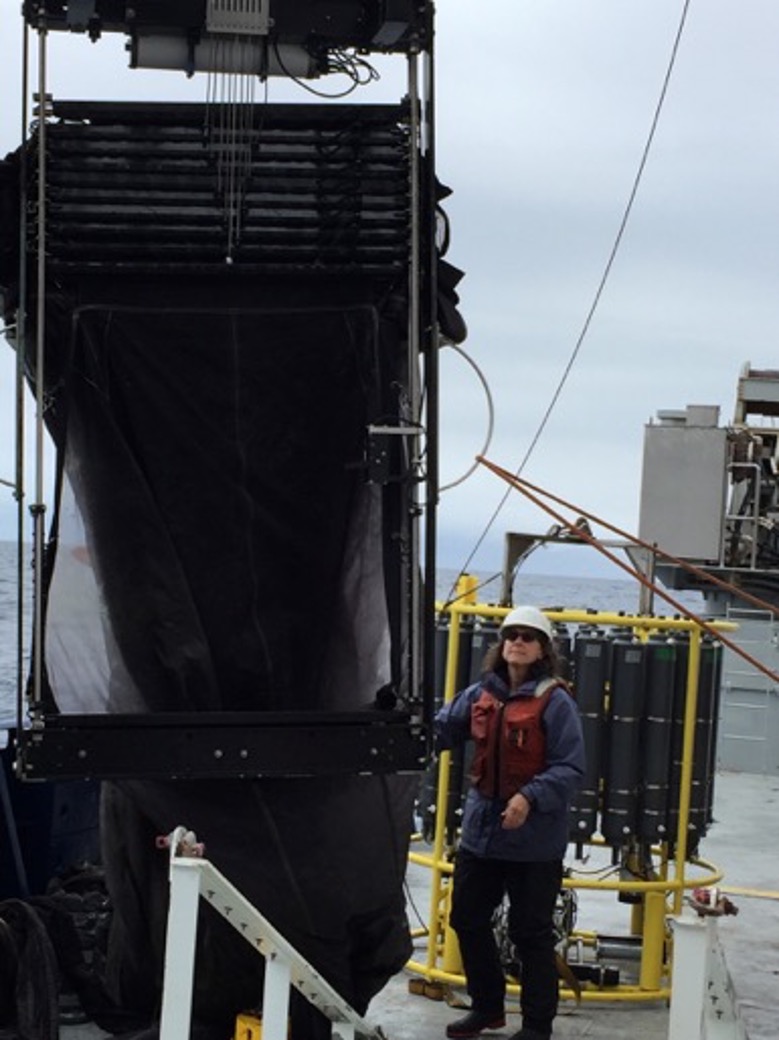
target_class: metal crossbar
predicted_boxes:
[159,827,383,1040]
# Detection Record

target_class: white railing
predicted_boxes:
[158,827,384,1040]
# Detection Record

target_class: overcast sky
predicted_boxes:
[2,0,779,582]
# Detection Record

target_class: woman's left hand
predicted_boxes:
[501,792,530,830]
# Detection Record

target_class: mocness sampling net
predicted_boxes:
[0,98,462,1035]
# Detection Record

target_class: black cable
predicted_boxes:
[272,42,378,98]
[448,0,693,600]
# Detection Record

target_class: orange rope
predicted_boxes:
[477,455,779,684]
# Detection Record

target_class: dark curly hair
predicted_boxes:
[481,631,560,683]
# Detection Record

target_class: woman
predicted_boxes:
[435,606,585,1040]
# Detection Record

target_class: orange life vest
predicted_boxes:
[468,680,557,800]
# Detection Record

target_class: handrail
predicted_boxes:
[159,827,382,1040]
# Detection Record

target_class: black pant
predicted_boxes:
[449,849,562,1035]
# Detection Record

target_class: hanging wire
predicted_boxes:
[448,0,693,597]
[439,343,495,493]
[202,37,379,254]
[205,36,258,261]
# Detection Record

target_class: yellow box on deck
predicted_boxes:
[234,1012,263,1040]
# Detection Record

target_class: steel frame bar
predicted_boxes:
[159,828,380,1040]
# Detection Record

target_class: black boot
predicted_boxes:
[445,1009,506,1038]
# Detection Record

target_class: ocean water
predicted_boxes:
[0,540,32,721]
[435,564,708,619]
[0,542,704,720]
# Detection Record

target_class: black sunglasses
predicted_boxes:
[502,628,540,644]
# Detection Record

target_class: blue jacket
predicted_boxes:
[434,671,585,861]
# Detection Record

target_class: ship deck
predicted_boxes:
[64,769,778,1040]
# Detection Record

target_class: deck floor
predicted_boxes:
[63,770,778,1040]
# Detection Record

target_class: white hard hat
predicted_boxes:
[499,605,553,641]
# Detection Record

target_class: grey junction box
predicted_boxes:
[638,405,727,563]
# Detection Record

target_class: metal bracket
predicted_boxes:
[668,911,747,1040]
[15,710,428,781]
[367,424,418,484]
[65,0,96,31]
